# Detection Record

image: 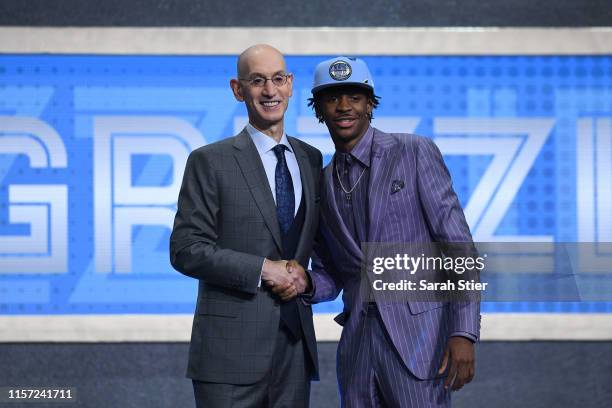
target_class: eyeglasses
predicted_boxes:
[239,73,292,88]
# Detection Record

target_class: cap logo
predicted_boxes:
[329,60,352,81]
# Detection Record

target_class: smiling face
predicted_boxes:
[230,45,293,138]
[316,85,373,152]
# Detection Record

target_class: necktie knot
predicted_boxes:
[273,144,288,162]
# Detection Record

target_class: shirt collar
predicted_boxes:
[346,126,374,168]
[246,123,292,156]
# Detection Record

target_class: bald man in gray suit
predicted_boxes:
[170,45,320,408]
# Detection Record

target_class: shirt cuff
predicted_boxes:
[258,258,265,288]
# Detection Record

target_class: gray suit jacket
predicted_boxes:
[170,129,322,384]
[309,128,480,385]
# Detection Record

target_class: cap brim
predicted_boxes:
[311,82,374,94]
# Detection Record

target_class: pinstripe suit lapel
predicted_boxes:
[232,129,282,252]
[323,159,363,258]
[367,129,400,243]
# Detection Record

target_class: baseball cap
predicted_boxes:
[311,56,374,94]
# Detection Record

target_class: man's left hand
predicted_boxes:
[437,336,475,391]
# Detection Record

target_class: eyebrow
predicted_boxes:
[248,70,287,77]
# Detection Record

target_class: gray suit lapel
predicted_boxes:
[288,137,314,260]
[367,129,400,242]
[232,129,282,252]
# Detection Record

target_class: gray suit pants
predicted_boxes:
[193,324,311,408]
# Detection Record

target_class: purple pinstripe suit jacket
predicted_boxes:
[309,128,481,382]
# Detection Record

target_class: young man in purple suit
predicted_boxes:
[293,57,481,407]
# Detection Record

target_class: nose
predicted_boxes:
[262,78,276,96]
[336,95,351,112]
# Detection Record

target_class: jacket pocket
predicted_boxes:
[407,301,446,315]
[198,300,239,318]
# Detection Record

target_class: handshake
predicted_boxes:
[262,259,310,302]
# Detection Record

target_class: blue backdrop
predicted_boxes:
[0,55,610,315]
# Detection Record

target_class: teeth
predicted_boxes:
[262,101,280,107]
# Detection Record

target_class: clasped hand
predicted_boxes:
[261,259,308,301]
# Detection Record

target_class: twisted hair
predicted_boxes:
[307,89,381,123]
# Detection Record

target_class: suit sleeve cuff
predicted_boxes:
[299,270,316,302]
[450,331,478,343]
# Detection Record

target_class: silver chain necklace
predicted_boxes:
[335,157,366,201]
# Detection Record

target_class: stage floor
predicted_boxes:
[1,341,610,407]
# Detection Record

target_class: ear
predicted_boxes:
[230,79,244,102]
[286,73,294,98]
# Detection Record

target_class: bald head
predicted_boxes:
[237,44,286,78]
[229,44,293,139]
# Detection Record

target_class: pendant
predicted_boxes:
[345,193,352,201]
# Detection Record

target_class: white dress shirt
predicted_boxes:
[246,123,303,214]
